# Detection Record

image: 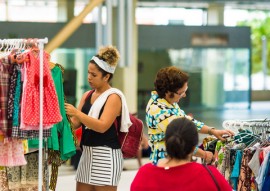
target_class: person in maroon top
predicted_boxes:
[131,117,232,191]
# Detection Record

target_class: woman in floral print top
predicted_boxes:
[146,66,234,165]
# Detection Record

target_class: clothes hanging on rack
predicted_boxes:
[202,119,270,191]
[27,63,77,191]
[0,38,76,191]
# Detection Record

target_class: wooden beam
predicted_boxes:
[45,0,104,53]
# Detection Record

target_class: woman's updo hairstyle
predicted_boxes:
[154,66,189,98]
[90,45,120,81]
[165,117,198,160]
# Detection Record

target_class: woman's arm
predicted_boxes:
[65,93,121,133]
[68,91,89,129]
[199,125,234,141]
[194,147,213,164]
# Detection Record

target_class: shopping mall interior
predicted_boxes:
[1,0,270,190]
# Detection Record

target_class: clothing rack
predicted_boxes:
[222,118,270,141]
[223,118,270,129]
[0,38,48,191]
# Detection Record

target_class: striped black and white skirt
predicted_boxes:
[76,146,123,186]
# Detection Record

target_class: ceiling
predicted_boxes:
[137,0,270,10]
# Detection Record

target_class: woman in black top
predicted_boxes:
[65,46,126,191]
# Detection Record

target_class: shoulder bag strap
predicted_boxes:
[85,89,95,102]
[202,164,221,191]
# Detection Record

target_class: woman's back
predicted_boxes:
[131,162,232,191]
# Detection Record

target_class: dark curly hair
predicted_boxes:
[89,45,120,81]
[165,117,198,160]
[154,66,189,98]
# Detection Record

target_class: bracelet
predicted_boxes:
[193,146,199,155]
[208,127,216,135]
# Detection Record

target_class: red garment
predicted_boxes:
[131,162,232,191]
[22,51,62,128]
[75,127,82,144]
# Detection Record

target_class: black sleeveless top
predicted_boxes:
[80,93,121,149]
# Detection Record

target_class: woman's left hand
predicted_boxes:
[64,103,78,117]
[211,129,234,142]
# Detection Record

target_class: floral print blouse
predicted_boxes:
[145,91,204,164]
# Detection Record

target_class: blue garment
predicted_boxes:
[230,150,243,190]
[256,152,270,190]
[262,153,270,191]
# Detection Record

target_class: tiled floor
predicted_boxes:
[55,158,150,191]
[55,101,270,191]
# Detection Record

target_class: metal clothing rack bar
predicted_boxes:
[223,118,270,129]
[0,37,49,191]
[222,118,270,141]
[38,38,49,191]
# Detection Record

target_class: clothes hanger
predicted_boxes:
[233,130,261,145]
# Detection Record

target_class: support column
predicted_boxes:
[57,0,75,22]
[113,0,137,114]
[201,3,225,108]
[207,3,224,25]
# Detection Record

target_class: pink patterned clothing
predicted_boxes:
[0,139,27,166]
[21,51,62,129]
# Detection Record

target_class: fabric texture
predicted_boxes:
[76,146,123,186]
[87,88,132,133]
[130,162,232,191]
[21,51,62,128]
[0,139,27,166]
[6,152,45,190]
[0,57,13,138]
[145,91,204,164]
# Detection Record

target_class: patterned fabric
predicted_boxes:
[12,67,21,127]
[145,91,204,164]
[216,140,226,172]
[11,126,51,139]
[6,152,45,190]
[0,58,13,138]
[7,64,18,120]
[48,150,62,191]
[21,51,62,128]
[237,149,254,191]
[76,146,123,186]
[0,167,9,191]
[0,139,27,166]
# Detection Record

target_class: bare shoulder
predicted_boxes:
[107,93,122,102]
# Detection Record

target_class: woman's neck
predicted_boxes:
[157,157,191,168]
[95,84,111,94]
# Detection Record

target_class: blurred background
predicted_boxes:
[1,0,270,190]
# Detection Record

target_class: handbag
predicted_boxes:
[202,164,221,191]
[114,114,143,158]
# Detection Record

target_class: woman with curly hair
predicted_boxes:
[146,66,234,165]
[65,46,131,191]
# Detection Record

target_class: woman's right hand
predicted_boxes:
[65,103,79,117]
[204,151,214,164]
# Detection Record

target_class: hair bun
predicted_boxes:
[98,45,120,66]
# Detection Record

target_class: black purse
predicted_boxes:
[206,139,218,154]
[202,164,221,191]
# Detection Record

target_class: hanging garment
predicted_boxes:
[6,152,45,190]
[0,58,13,138]
[7,64,18,120]
[0,139,27,166]
[21,51,62,128]
[11,64,51,139]
[0,166,9,191]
